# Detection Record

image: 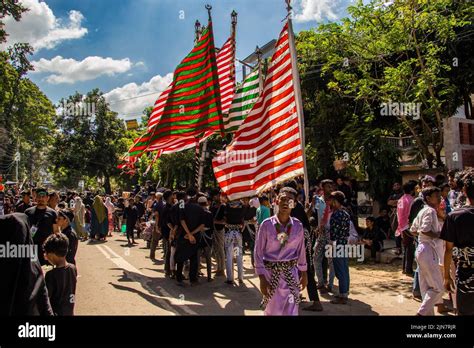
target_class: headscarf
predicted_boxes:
[105,197,115,214]
[0,213,53,315]
[92,195,107,223]
[74,196,84,212]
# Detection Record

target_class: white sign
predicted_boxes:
[78,180,85,188]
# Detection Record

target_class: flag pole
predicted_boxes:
[286,0,309,204]
[194,19,203,190]
[255,45,263,93]
[197,8,237,191]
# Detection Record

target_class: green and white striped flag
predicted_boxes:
[223,68,261,133]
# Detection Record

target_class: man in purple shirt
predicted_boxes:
[254,187,308,315]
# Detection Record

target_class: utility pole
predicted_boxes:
[14,137,20,183]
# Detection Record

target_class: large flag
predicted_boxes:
[216,37,235,114]
[141,36,236,154]
[125,20,223,159]
[212,20,306,200]
[145,59,260,156]
[147,35,235,132]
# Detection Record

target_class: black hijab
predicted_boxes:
[0,213,53,316]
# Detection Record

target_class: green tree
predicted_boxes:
[0,0,28,44]
[0,51,55,183]
[52,89,129,193]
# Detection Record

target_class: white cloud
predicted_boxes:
[2,0,87,51]
[104,73,173,118]
[31,56,133,84]
[293,0,342,22]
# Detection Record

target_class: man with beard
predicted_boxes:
[24,188,58,266]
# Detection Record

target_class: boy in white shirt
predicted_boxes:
[410,187,444,316]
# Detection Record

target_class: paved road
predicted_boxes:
[73,233,445,316]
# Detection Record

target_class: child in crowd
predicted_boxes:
[43,233,78,316]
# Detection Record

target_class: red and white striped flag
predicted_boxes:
[216,37,235,114]
[212,20,306,200]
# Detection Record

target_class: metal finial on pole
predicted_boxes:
[255,45,262,61]
[205,4,212,20]
[231,10,238,28]
[195,20,201,42]
[285,0,292,13]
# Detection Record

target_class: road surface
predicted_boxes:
[68,233,447,316]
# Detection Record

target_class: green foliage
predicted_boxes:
[51,89,129,193]
[295,0,473,201]
[0,51,56,183]
[0,0,28,43]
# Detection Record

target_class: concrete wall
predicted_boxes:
[444,117,474,170]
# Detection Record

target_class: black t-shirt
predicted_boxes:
[62,225,78,265]
[409,197,425,224]
[389,191,403,202]
[169,202,181,228]
[83,196,93,207]
[200,209,214,248]
[291,202,310,231]
[152,200,164,215]
[211,203,225,231]
[362,225,385,242]
[441,206,474,294]
[441,206,474,249]
[123,206,138,227]
[224,205,244,225]
[178,201,205,239]
[375,216,390,235]
[135,202,145,218]
[115,202,125,214]
[160,203,173,240]
[24,206,58,265]
[45,263,77,316]
[338,183,353,204]
[242,205,257,221]
[15,200,32,213]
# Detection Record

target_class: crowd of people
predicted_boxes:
[1,168,473,316]
[391,170,474,316]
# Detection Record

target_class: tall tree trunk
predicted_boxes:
[104,174,112,194]
[464,88,472,119]
[435,147,444,168]
[426,152,434,169]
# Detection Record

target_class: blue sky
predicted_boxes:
[3,0,359,119]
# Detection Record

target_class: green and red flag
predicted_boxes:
[122,19,224,169]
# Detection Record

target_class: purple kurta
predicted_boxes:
[254,215,307,315]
